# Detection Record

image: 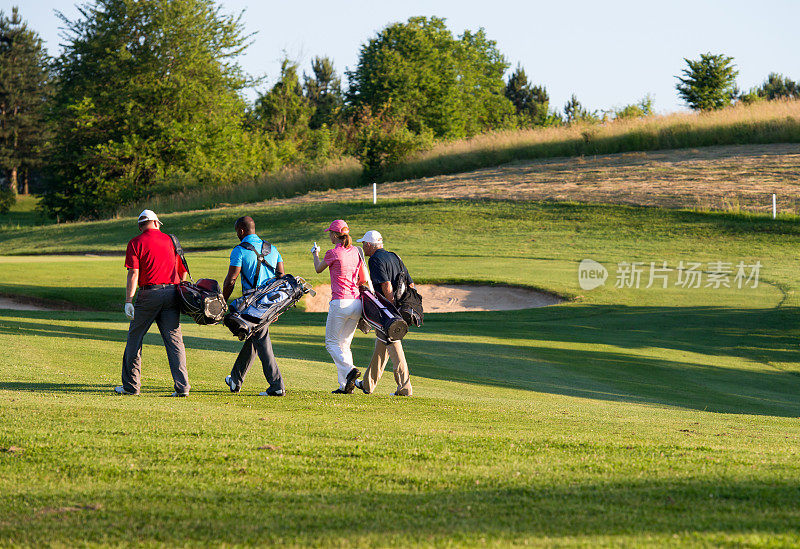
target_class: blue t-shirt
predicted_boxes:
[230,234,283,292]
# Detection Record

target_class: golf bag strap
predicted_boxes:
[356,246,373,292]
[169,234,192,283]
[237,240,275,290]
[390,252,411,299]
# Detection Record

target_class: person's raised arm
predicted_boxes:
[222,265,241,301]
[312,244,328,273]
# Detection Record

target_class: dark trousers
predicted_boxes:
[122,286,189,394]
[229,324,284,392]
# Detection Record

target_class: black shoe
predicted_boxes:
[331,388,346,394]
[344,368,361,394]
[354,379,369,395]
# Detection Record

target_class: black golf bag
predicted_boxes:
[360,288,408,343]
[224,274,315,341]
[177,279,227,325]
[390,252,424,328]
[169,235,227,325]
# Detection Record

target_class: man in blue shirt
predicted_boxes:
[222,216,286,396]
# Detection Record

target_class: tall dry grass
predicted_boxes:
[121,100,800,216]
[383,99,800,182]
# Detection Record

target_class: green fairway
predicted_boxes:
[0,199,796,309]
[2,199,800,546]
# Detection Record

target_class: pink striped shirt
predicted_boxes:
[324,244,363,300]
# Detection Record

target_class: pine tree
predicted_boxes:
[676,53,739,111]
[563,94,598,124]
[304,56,343,130]
[0,6,51,195]
[757,73,800,101]
[252,59,312,139]
[504,65,550,127]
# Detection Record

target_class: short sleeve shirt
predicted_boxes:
[124,229,187,286]
[367,248,412,291]
[324,244,362,300]
[230,234,283,292]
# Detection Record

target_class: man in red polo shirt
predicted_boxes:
[115,209,190,396]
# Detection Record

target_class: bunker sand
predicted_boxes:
[304,284,562,313]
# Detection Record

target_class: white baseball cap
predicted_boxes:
[137,209,161,224]
[357,230,383,244]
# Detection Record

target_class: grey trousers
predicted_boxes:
[122,286,189,394]
[229,324,284,393]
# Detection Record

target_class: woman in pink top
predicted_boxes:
[312,219,370,393]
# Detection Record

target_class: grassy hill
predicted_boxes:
[114,100,800,217]
[2,145,800,545]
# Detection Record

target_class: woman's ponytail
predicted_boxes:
[337,232,352,248]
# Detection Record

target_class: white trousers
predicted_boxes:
[325,298,363,389]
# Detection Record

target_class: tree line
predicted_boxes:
[1,1,798,220]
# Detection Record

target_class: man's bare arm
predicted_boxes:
[380,281,394,304]
[222,265,241,301]
[126,269,139,302]
[276,261,285,276]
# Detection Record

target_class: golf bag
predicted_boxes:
[224,274,315,341]
[391,252,424,328]
[360,288,408,343]
[169,235,227,325]
[177,279,227,325]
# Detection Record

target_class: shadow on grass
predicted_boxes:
[0,382,112,394]
[2,306,800,417]
[1,479,799,544]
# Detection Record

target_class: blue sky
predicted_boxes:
[10,0,800,113]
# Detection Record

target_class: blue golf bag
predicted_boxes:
[224,274,315,341]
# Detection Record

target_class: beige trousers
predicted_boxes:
[362,338,413,396]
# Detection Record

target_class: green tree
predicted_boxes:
[0,187,14,213]
[42,0,263,221]
[304,56,343,130]
[346,103,432,181]
[756,73,800,100]
[613,95,654,120]
[250,58,315,166]
[346,16,514,139]
[0,7,52,196]
[563,94,598,124]
[676,53,739,111]
[505,65,551,127]
[252,59,312,139]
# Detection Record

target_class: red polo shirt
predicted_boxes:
[125,229,187,286]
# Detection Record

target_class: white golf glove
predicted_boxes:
[124,302,135,320]
[311,242,320,254]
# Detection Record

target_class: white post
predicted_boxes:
[373,182,377,205]
[772,193,777,219]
